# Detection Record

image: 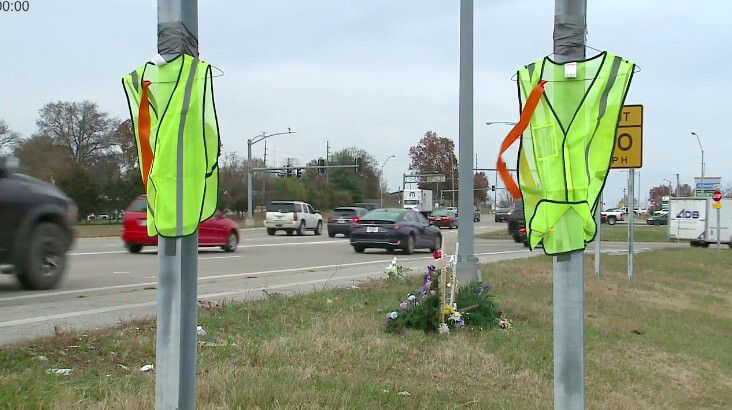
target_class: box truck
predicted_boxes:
[669,198,731,248]
[402,189,433,214]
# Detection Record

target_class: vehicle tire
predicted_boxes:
[700,242,710,248]
[314,221,323,236]
[286,229,294,236]
[126,243,143,254]
[690,241,700,247]
[328,231,336,238]
[267,228,276,236]
[402,235,415,255]
[653,220,660,226]
[222,231,238,253]
[16,223,68,290]
[430,235,442,253]
[523,240,529,248]
[353,245,365,253]
[512,234,522,243]
[607,216,617,225]
[386,247,395,254]
[495,216,499,223]
[296,221,306,236]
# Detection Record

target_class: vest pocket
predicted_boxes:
[531,123,558,161]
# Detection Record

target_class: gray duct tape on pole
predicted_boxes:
[553,13,586,58]
[158,21,199,59]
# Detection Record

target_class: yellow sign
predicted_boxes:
[611,105,643,169]
[712,203,722,209]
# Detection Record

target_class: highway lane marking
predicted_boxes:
[0,271,378,328]
[0,250,529,303]
[68,240,345,256]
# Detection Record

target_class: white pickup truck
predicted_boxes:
[600,208,625,225]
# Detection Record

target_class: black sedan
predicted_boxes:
[350,209,442,254]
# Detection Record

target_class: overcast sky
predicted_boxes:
[1,1,729,206]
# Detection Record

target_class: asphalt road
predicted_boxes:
[0,220,683,345]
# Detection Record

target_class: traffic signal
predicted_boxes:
[491,185,495,191]
[285,165,293,177]
[317,158,325,174]
[296,168,303,178]
[355,157,363,174]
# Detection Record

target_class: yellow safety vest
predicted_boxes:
[122,54,221,237]
[498,52,635,254]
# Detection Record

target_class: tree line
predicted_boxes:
[0,101,384,218]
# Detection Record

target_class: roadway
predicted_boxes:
[0,220,682,345]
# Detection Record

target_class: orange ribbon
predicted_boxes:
[496,80,547,199]
[138,80,154,190]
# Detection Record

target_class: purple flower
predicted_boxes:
[427,265,436,272]
[430,289,436,296]
[455,317,465,328]
[399,301,409,311]
[479,284,492,293]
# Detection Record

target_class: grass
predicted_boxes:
[1,248,730,408]
[477,224,670,242]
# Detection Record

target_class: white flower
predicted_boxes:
[448,310,462,322]
[438,323,450,335]
[407,294,416,302]
[389,311,399,320]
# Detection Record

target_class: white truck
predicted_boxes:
[669,198,731,248]
[402,189,433,214]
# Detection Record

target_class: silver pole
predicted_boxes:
[456,0,480,283]
[594,192,601,277]
[628,169,635,280]
[717,207,721,251]
[156,1,198,409]
[246,139,254,226]
[552,0,586,408]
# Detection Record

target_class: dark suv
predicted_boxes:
[0,157,77,289]
[506,202,528,247]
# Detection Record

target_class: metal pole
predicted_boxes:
[628,169,635,280]
[156,1,198,409]
[594,192,601,277]
[246,139,254,226]
[717,207,721,251]
[637,172,641,209]
[456,0,480,284]
[451,156,456,207]
[552,0,586,408]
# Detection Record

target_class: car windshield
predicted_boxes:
[404,200,419,205]
[267,203,295,213]
[361,210,404,223]
[128,197,147,212]
[332,208,357,217]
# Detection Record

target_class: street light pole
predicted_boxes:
[552,0,587,408]
[380,155,395,207]
[691,132,705,180]
[456,0,480,283]
[155,1,198,409]
[245,129,295,226]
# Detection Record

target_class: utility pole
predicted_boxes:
[155,1,198,409]
[691,132,704,180]
[676,173,680,197]
[552,0,586,408]
[455,0,480,283]
[326,140,330,183]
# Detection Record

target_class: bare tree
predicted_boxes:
[0,120,20,154]
[36,101,118,165]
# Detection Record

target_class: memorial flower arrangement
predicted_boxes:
[384,257,409,281]
[383,250,509,334]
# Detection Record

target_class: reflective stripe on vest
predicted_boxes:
[498,52,634,255]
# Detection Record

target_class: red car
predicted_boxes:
[428,210,458,229]
[122,195,240,254]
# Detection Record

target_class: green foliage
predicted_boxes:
[455,281,500,328]
[272,178,309,202]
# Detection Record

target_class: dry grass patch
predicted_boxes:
[0,248,730,408]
